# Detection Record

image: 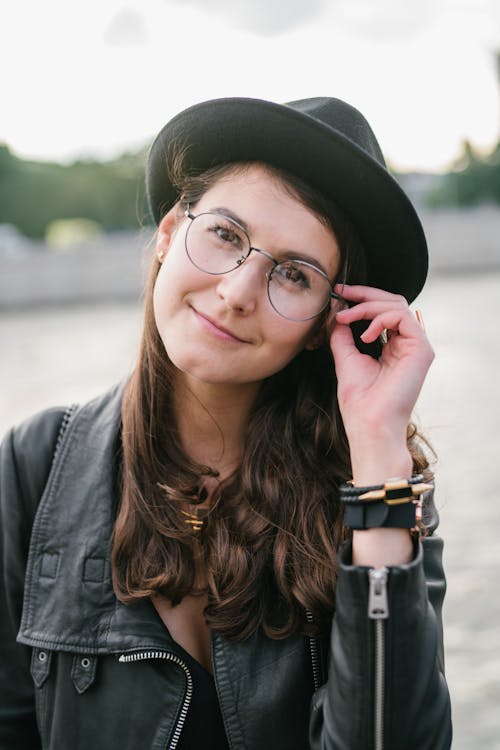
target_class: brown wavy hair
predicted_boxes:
[111,159,429,640]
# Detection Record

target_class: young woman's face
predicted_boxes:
[153,165,342,388]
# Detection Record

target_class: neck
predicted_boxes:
[172,374,261,477]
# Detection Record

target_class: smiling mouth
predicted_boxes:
[192,308,250,343]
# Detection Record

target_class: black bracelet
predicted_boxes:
[343,500,417,530]
[339,475,432,530]
[340,475,428,504]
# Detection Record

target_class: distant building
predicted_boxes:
[0,223,32,257]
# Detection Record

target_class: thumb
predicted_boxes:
[330,319,357,354]
[330,320,359,375]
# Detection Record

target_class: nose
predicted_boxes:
[215,253,268,315]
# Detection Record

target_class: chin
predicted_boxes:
[165,352,233,384]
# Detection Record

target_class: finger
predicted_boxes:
[334,283,408,305]
[330,319,363,368]
[360,309,426,343]
[336,298,408,326]
[330,318,357,352]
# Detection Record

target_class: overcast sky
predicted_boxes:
[2,0,500,171]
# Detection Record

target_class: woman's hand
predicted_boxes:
[329,284,434,486]
[329,284,434,566]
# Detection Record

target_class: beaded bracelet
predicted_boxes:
[339,475,433,530]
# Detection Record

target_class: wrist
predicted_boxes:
[350,447,413,487]
[352,528,414,567]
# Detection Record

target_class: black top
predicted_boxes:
[176,644,230,750]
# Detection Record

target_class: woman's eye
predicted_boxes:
[212,225,241,246]
[277,263,310,288]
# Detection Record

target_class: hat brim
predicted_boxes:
[147,97,428,303]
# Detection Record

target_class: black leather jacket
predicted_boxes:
[0,385,452,749]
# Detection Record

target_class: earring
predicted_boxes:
[157,250,165,263]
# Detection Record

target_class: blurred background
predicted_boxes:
[1,1,499,746]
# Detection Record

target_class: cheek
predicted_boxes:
[153,252,186,308]
[152,263,183,339]
[152,267,168,325]
[266,319,318,363]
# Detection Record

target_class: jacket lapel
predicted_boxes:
[18,383,172,655]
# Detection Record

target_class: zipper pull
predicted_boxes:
[368,567,389,619]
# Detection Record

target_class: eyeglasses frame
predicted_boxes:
[183,207,348,322]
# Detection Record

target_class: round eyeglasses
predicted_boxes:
[183,209,348,322]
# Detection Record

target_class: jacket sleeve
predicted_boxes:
[309,511,452,749]
[0,409,65,750]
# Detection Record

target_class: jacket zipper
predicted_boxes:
[305,609,321,691]
[53,403,78,459]
[368,567,389,750]
[118,650,193,750]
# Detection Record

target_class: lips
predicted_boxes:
[192,308,250,343]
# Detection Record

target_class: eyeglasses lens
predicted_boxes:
[185,213,250,274]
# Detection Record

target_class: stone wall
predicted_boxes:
[1,207,499,308]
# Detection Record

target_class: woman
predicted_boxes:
[0,97,452,749]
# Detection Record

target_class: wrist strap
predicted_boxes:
[344,500,417,529]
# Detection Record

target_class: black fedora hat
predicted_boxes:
[146,97,428,303]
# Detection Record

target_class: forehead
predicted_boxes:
[194,165,341,276]
[197,163,316,207]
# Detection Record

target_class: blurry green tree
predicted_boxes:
[427,139,500,208]
[2,134,500,239]
[0,144,149,238]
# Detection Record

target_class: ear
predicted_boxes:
[156,204,180,263]
[304,307,336,351]
[304,329,325,351]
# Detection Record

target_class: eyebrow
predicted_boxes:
[207,205,332,278]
